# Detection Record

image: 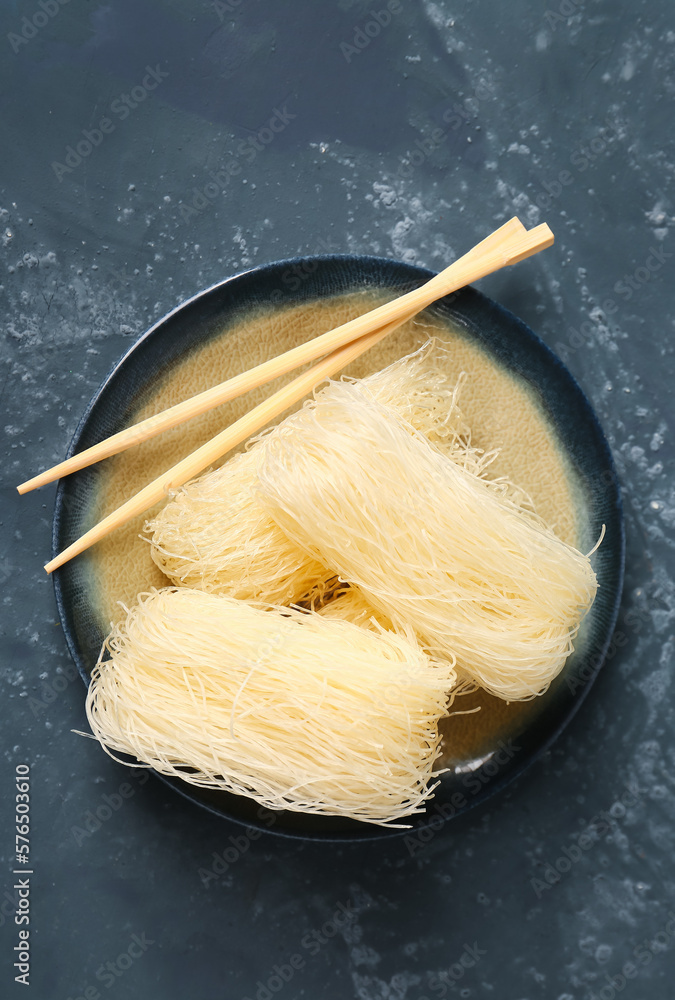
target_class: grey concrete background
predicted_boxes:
[1,1,674,998]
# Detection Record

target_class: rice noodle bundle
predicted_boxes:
[85,588,457,826]
[256,382,599,701]
[146,341,506,605]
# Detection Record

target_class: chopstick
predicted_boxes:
[19,216,528,496]
[44,219,553,574]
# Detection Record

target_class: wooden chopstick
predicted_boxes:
[18,217,528,495]
[45,326,395,574]
[44,220,553,574]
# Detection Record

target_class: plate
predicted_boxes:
[52,255,624,841]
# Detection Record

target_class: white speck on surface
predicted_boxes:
[620,59,635,81]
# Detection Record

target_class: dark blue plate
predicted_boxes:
[52,255,624,842]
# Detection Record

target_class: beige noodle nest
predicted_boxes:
[256,380,599,701]
[85,588,458,826]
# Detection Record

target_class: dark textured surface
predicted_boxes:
[1,2,674,998]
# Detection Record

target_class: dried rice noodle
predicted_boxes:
[256,381,598,700]
[84,588,458,826]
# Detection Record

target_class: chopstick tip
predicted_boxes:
[17,475,44,494]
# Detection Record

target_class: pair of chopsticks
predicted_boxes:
[18,216,553,574]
